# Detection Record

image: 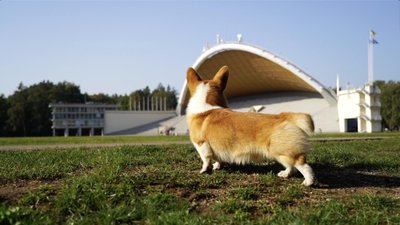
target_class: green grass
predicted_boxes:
[1,132,399,146]
[1,136,400,224]
[0,135,190,146]
[1,132,399,147]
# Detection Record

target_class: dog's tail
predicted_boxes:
[282,113,314,135]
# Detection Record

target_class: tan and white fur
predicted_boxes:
[186,66,315,186]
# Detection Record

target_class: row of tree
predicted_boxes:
[1,79,399,136]
[375,80,400,131]
[0,81,177,136]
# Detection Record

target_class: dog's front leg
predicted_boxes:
[193,142,213,173]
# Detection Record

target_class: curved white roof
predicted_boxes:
[177,42,336,115]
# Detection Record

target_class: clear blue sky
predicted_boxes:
[1,0,399,97]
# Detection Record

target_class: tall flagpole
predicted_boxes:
[368,32,373,84]
[368,30,377,84]
[336,74,340,95]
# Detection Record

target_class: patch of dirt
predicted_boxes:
[0,179,61,203]
[175,163,400,214]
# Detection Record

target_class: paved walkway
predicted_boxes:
[0,137,389,151]
[310,136,389,142]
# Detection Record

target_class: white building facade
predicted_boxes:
[337,84,382,132]
[49,103,118,136]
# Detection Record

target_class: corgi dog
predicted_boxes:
[186,66,315,186]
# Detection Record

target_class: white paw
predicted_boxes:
[302,179,314,186]
[212,162,221,170]
[199,168,207,174]
[277,170,290,178]
[200,165,210,174]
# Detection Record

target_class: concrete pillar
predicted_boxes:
[90,128,94,136]
[64,128,69,137]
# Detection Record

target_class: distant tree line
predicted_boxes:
[1,79,399,136]
[0,81,177,137]
[375,80,400,131]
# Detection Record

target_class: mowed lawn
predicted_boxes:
[0,134,400,224]
[0,135,190,146]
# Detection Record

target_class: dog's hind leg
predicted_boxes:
[193,142,213,174]
[294,155,315,186]
[276,156,295,178]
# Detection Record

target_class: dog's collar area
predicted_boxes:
[186,83,222,115]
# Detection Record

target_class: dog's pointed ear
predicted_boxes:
[186,67,202,84]
[213,66,229,90]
